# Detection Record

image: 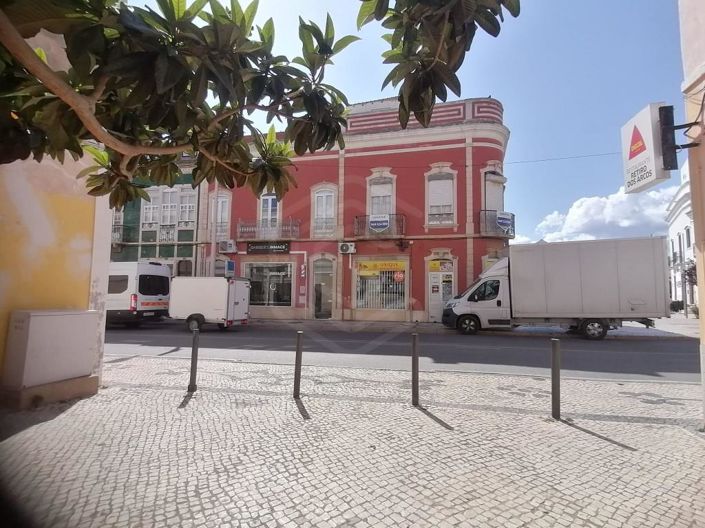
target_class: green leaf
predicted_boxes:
[501,0,520,17]
[324,13,334,42]
[34,47,48,64]
[475,9,501,37]
[332,35,360,55]
[433,64,461,97]
[184,0,209,19]
[230,0,244,24]
[356,0,376,30]
[243,0,259,32]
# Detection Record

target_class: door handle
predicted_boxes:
[497,300,502,307]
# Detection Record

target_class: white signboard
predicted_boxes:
[369,214,390,232]
[621,103,670,193]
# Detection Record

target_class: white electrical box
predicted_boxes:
[2,310,99,390]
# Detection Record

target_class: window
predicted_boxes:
[161,190,177,225]
[369,176,393,215]
[244,263,293,306]
[179,193,196,222]
[260,193,278,227]
[469,280,500,301]
[685,227,691,248]
[138,275,170,296]
[428,174,454,225]
[108,275,128,294]
[313,188,336,236]
[356,261,406,309]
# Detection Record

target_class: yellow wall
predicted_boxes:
[0,157,97,365]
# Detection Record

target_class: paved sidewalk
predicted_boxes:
[0,357,704,527]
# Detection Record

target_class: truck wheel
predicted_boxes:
[458,315,480,335]
[581,319,608,340]
[186,315,204,332]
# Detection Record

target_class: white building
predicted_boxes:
[665,160,697,307]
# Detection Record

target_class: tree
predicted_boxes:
[0,0,520,208]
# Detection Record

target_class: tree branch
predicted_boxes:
[0,8,192,161]
[198,147,253,180]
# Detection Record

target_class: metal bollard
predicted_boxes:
[551,338,560,420]
[188,326,200,393]
[293,330,303,399]
[412,333,419,407]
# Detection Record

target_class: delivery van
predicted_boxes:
[106,261,171,326]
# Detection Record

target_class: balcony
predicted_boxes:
[111,224,138,244]
[312,217,337,238]
[237,219,301,240]
[479,210,515,239]
[354,214,406,238]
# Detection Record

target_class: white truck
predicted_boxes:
[442,237,669,339]
[169,277,251,331]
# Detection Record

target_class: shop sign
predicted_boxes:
[429,260,453,272]
[246,241,290,254]
[369,214,390,232]
[621,103,670,193]
[496,212,513,232]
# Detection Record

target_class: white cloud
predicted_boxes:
[534,185,677,242]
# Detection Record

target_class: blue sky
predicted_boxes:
[136,0,687,241]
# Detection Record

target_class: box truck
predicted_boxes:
[106,261,171,326]
[442,237,669,339]
[169,277,251,331]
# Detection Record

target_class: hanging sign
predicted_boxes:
[621,103,670,193]
[369,214,390,232]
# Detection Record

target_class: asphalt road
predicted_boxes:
[104,319,703,383]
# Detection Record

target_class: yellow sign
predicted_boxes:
[429,260,453,272]
[358,261,406,273]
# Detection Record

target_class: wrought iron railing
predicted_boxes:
[237,219,301,240]
[479,210,515,239]
[353,214,406,237]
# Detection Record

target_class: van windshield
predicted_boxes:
[454,278,482,299]
[139,275,170,296]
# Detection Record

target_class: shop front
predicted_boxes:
[351,257,410,321]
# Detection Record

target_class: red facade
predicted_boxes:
[207,97,513,322]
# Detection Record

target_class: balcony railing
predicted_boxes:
[159,224,176,243]
[479,210,515,239]
[354,214,406,238]
[237,219,301,240]
[312,217,337,238]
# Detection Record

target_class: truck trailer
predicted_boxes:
[442,237,669,339]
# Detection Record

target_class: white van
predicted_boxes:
[106,262,171,326]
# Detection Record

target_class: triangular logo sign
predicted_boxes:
[629,126,647,160]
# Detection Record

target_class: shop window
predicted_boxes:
[244,263,293,306]
[356,261,406,309]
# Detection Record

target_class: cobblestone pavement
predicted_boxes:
[0,357,704,528]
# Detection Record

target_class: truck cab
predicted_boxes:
[442,260,512,334]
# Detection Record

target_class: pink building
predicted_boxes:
[199,97,514,322]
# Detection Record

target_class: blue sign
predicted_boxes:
[369,214,390,232]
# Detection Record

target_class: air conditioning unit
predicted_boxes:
[338,242,356,254]
[218,240,237,253]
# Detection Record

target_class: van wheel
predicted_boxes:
[458,315,480,335]
[186,315,204,332]
[581,319,608,340]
